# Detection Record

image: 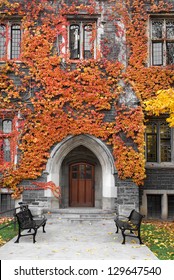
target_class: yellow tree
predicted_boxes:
[144,88,174,126]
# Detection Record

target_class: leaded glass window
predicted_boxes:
[70,25,80,59]
[160,122,171,162]
[0,22,21,60]
[2,119,12,133]
[0,24,6,59]
[152,20,163,39]
[146,120,171,162]
[84,24,93,59]
[166,42,174,65]
[152,42,163,65]
[151,18,174,66]
[3,138,11,162]
[69,21,95,60]
[146,122,157,162]
[0,119,12,162]
[166,20,174,39]
[11,24,21,59]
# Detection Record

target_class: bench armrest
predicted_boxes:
[116,215,128,218]
[32,214,46,220]
[114,215,129,222]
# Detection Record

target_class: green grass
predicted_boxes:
[141,221,174,260]
[0,222,18,245]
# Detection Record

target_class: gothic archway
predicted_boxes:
[45,134,117,210]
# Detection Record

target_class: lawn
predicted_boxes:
[0,218,18,246]
[141,220,174,260]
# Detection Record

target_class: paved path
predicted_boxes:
[0,217,158,260]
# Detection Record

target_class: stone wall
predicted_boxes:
[144,168,174,191]
[115,176,139,216]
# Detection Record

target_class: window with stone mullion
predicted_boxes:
[69,21,94,60]
[0,22,21,60]
[146,120,171,163]
[151,18,174,66]
[0,119,12,162]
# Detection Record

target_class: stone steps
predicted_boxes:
[45,208,116,223]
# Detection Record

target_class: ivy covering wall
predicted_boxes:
[0,0,174,199]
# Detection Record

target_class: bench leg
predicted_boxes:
[14,228,21,243]
[121,229,126,244]
[138,230,143,244]
[42,222,46,233]
[33,229,37,243]
[115,223,119,233]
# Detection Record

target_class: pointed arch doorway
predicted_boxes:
[61,145,100,208]
[45,134,116,210]
[69,162,94,207]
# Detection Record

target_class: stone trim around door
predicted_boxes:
[44,134,117,210]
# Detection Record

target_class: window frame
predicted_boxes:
[0,113,18,165]
[0,20,21,61]
[0,23,7,59]
[68,19,97,60]
[150,16,174,66]
[145,118,173,164]
[0,119,13,163]
[10,23,21,59]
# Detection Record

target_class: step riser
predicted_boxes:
[46,213,115,223]
[45,208,115,222]
[48,214,114,218]
[48,218,114,224]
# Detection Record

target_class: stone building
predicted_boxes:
[0,0,174,219]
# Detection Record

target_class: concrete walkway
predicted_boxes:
[0,216,158,260]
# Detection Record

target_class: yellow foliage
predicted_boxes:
[144,88,174,127]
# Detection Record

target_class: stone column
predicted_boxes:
[140,192,148,217]
[161,193,168,220]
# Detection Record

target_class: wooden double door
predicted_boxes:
[69,162,94,207]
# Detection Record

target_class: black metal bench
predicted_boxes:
[14,207,47,243]
[114,209,144,244]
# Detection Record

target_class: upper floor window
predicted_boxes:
[0,119,12,162]
[145,119,171,163]
[151,18,174,66]
[0,24,6,59]
[0,22,21,60]
[69,21,96,60]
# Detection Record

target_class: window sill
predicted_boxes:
[0,188,13,193]
[146,162,174,169]
[0,60,22,64]
[67,58,95,63]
